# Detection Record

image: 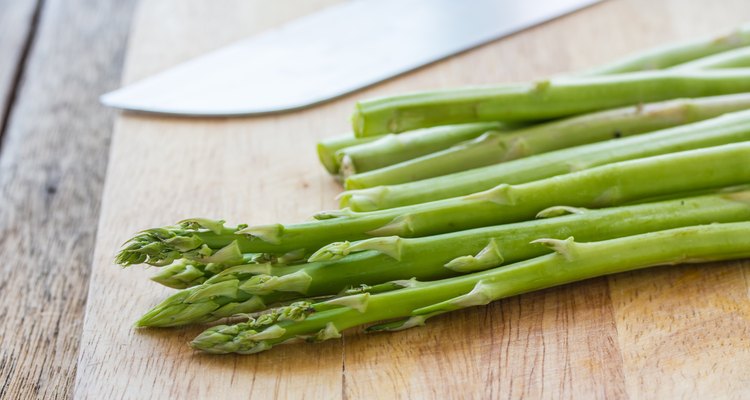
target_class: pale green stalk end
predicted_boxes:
[338,186,388,211]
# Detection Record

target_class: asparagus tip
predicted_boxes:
[115,229,183,267]
[178,218,226,234]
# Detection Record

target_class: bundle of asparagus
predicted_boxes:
[118,25,750,354]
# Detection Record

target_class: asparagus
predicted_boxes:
[137,191,750,327]
[580,24,750,76]
[336,122,508,177]
[191,221,750,354]
[341,109,750,210]
[151,258,240,289]
[672,47,750,70]
[344,95,750,189]
[317,134,383,175]
[120,142,750,271]
[352,69,750,137]
[149,251,301,289]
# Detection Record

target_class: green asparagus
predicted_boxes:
[149,252,297,289]
[580,24,750,75]
[336,122,507,177]
[317,134,383,175]
[341,109,750,210]
[136,191,750,327]
[352,69,750,137]
[191,221,750,354]
[119,142,750,270]
[344,94,750,189]
[672,47,750,70]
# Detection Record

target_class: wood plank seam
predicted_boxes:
[0,0,44,151]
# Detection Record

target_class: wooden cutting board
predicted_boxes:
[74,1,750,398]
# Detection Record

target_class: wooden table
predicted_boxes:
[2,0,750,398]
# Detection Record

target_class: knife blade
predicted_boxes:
[101,0,601,116]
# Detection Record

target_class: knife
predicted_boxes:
[101,0,601,116]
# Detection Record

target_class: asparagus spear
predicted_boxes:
[341,109,750,210]
[147,190,750,289]
[191,221,750,354]
[580,24,750,76]
[137,191,750,327]
[672,47,750,70]
[344,95,750,189]
[336,122,507,176]
[351,69,750,137]
[317,134,383,175]
[120,141,750,271]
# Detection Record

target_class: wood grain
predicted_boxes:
[0,0,137,398]
[74,0,750,398]
[0,0,38,134]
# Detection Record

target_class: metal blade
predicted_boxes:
[101,0,601,116]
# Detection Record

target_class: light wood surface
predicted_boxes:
[74,0,750,398]
[0,0,37,131]
[0,0,137,398]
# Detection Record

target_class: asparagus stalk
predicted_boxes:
[341,109,750,210]
[337,122,507,176]
[344,95,750,189]
[672,47,750,70]
[191,221,750,354]
[352,69,750,137]
[317,134,383,175]
[137,191,750,327]
[580,24,750,76]
[120,142,750,271]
